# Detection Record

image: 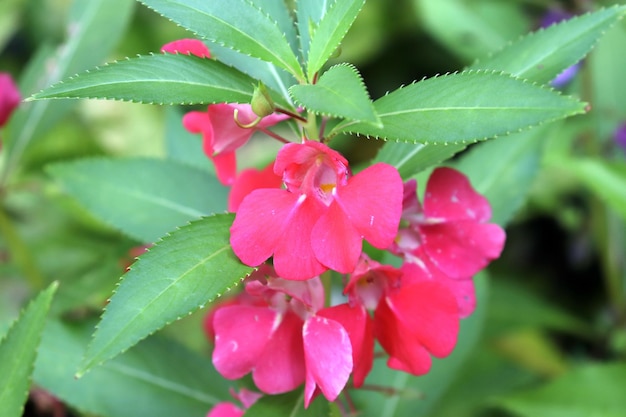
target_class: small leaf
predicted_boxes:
[470,5,626,84]
[493,364,626,417]
[306,0,366,79]
[48,157,229,243]
[77,214,253,375]
[138,0,304,81]
[35,319,230,417]
[0,282,58,417]
[290,64,380,126]
[30,54,259,105]
[334,71,586,144]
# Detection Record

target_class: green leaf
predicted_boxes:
[35,319,230,417]
[295,0,330,63]
[335,71,586,144]
[0,282,58,417]
[138,0,304,81]
[2,0,134,182]
[452,123,552,227]
[353,273,489,417]
[164,107,214,173]
[48,158,229,243]
[470,5,626,84]
[29,54,258,105]
[290,64,380,126]
[77,214,253,375]
[565,158,626,223]
[493,364,626,417]
[374,142,468,179]
[306,0,366,79]
[416,0,530,62]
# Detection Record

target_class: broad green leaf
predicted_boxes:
[470,5,626,84]
[374,142,468,179]
[565,158,626,223]
[290,64,380,126]
[138,0,304,81]
[306,0,366,79]
[353,273,489,417]
[48,158,229,243]
[416,0,529,62]
[29,54,258,105]
[493,364,626,417]
[2,0,134,182]
[334,71,586,144]
[250,0,299,55]
[0,282,58,417]
[452,123,552,226]
[77,214,253,375]
[35,319,229,417]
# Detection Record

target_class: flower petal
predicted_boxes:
[206,402,244,417]
[0,73,20,127]
[424,167,492,222]
[335,163,403,248]
[228,163,282,212]
[303,316,352,407]
[161,38,211,58]
[212,305,279,379]
[253,311,306,394]
[211,151,238,186]
[420,221,505,278]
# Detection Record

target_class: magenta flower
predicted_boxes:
[183,104,289,185]
[0,72,21,128]
[210,269,353,407]
[161,38,211,58]
[206,388,261,417]
[227,162,282,212]
[230,141,403,280]
[392,167,505,279]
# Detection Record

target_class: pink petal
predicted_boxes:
[303,316,352,407]
[0,73,20,127]
[420,221,505,278]
[335,163,403,248]
[212,305,279,379]
[228,163,282,212]
[318,304,374,388]
[210,151,238,186]
[207,104,256,154]
[230,189,300,268]
[386,281,459,357]
[424,167,492,222]
[267,276,325,311]
[161,39,211,58]
[182,110,212,135]
[206,402,244,417]
[311,201,362,273]
[253,311,306,394]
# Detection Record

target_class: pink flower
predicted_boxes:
[344,255,460,376]
[183,104,289,185]
[0,72,21,128]
[393,167,506,279]
[206,388,261,417]
[161,38,211,58]
[210,269,353,407]
[228,162,282,212]
[230,141,403,280]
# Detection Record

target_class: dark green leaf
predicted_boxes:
[138,0,304,80]
[47,157,229,243]
[306,0,366,79]
[335,71,586,144]
[290,64,380,126]
[493,364,626,417]
[35,319,229,417]
[470,5,626,84]
[30,54,258,105]
[77,214,253,375]
[0,282,58,417]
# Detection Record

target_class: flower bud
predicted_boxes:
[251,82,275,118]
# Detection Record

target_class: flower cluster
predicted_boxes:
[163,39,506,411]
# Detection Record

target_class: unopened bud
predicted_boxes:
[251,82,275,118]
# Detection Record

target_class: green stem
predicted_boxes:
[0,205,45,290]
